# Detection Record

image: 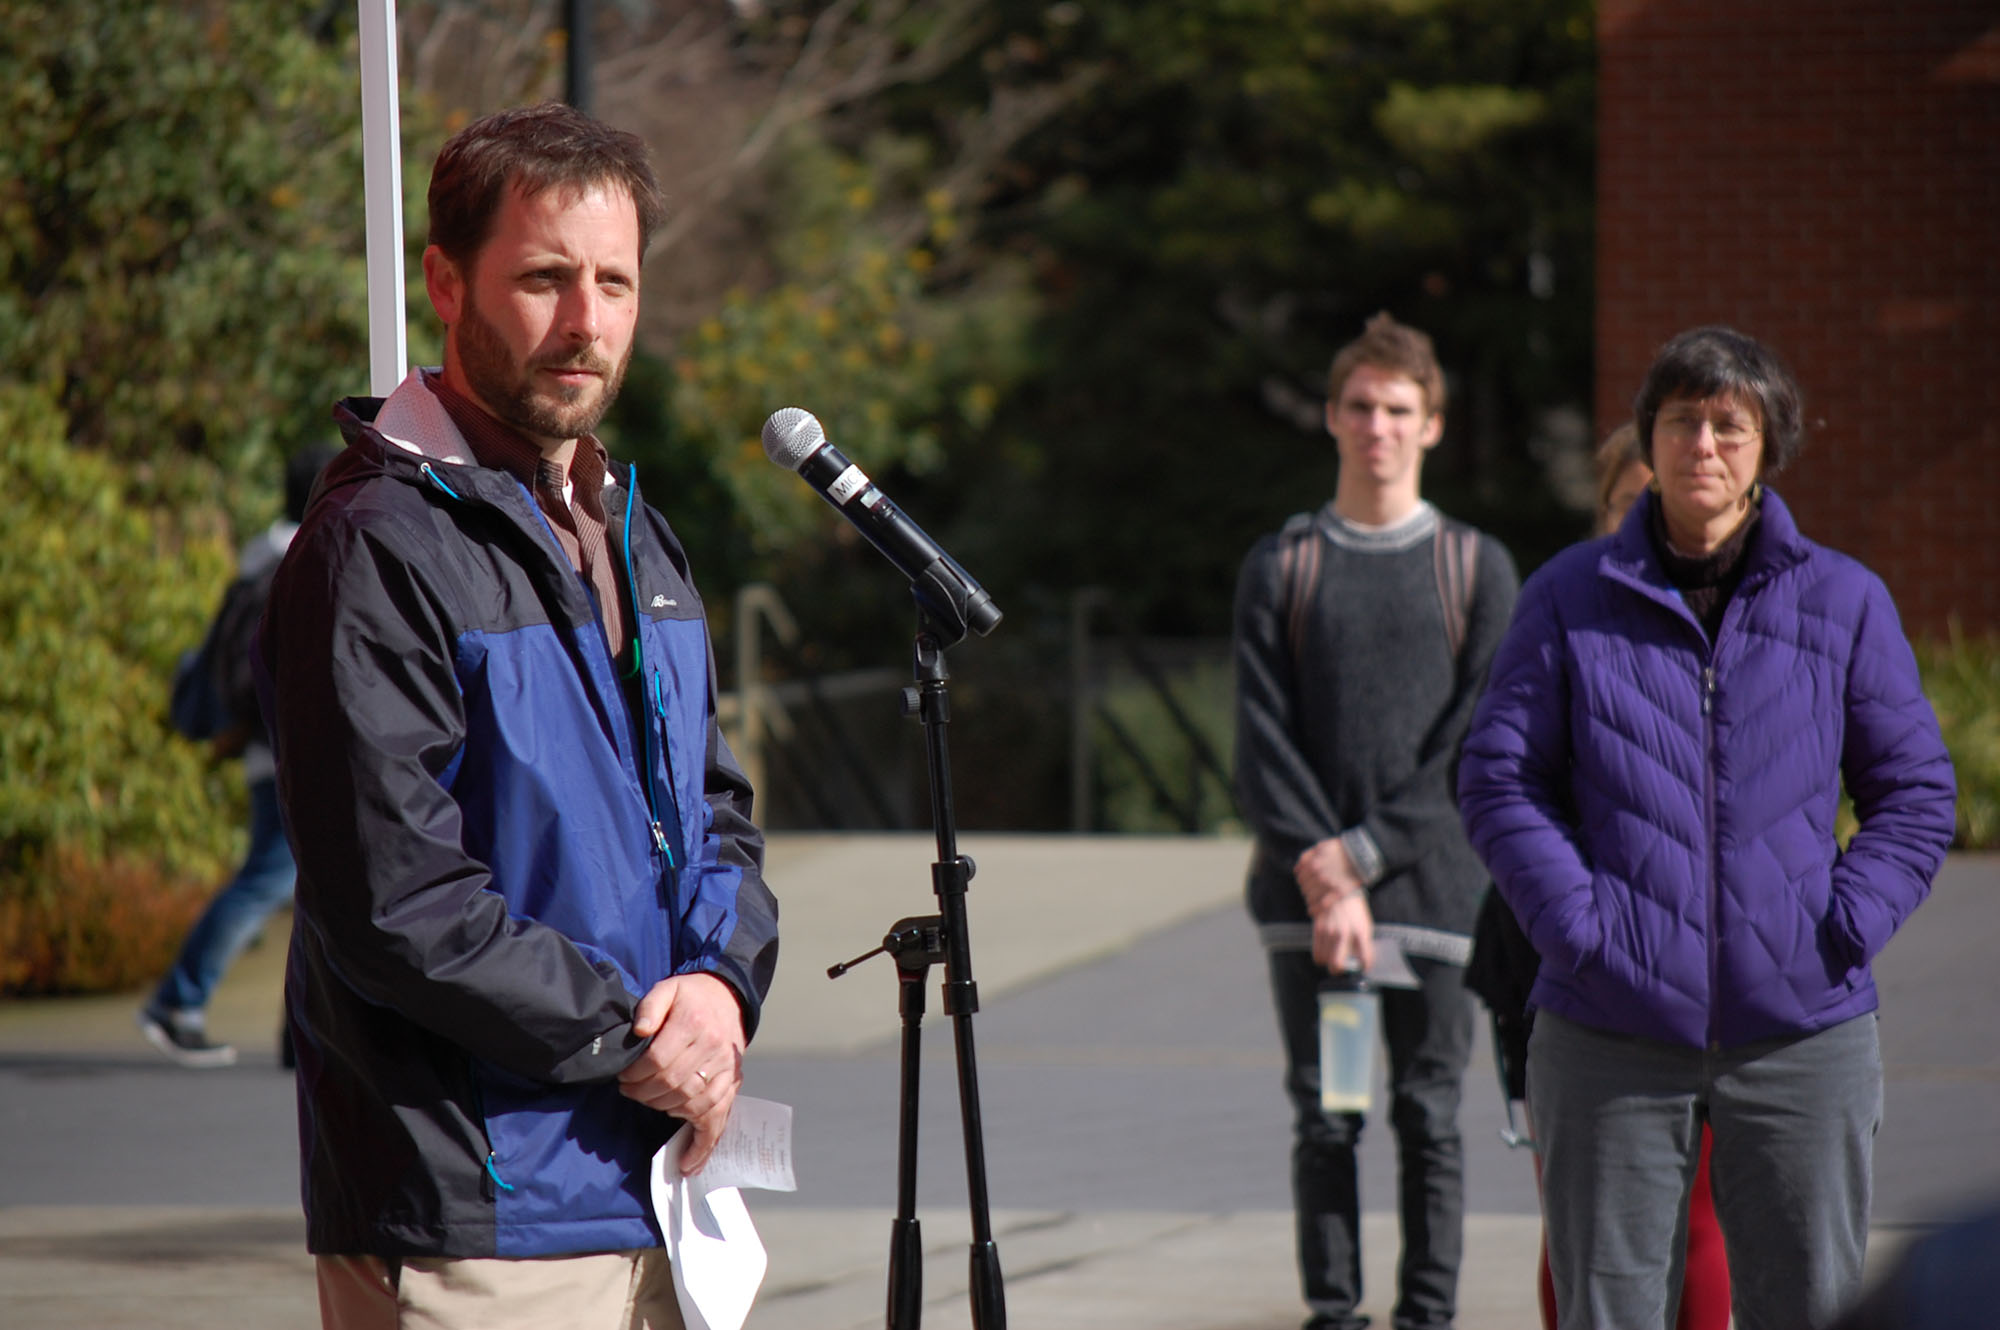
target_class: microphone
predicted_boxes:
[762,408,1001,640]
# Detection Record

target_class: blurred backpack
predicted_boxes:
[168,567,273,745]
[1275,507,1482,663]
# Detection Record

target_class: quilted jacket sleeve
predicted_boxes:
[1456,567,1604,973]
[1826,575,1956,966]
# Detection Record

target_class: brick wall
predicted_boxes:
[1597,1,2000,636]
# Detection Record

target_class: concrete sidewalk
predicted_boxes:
[0,834,1257,1060]
[0,833,1543,1329]
[0,1203,1558,1330]
[4,835,1983,1329]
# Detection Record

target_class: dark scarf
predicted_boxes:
[1648,490,1763,642]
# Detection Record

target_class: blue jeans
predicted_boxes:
[1268,949,1473,1330]
[152,778,297,1015]
[1529,1009,1881,1330]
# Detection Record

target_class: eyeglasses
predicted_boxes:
[1655,406,1761,450]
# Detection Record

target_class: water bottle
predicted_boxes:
[1317,968,1378,1115]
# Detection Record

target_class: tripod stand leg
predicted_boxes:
[889,962,927,1329]
[969,1240,1004,1329]
[889,1217,924,1330]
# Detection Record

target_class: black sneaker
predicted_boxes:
[138,1006,238,1069]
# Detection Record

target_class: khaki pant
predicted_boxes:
[317,1250,686,1330]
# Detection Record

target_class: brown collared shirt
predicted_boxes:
[426,371,630,669]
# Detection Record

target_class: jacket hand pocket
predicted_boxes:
[1545,878,1609,976]
[1816,898,1862,986]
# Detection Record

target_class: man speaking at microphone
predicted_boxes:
[259,102,778,1329]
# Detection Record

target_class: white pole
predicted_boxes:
[357,0,407,396]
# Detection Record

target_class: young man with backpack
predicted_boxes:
[141,444,336,1067]
[1233,313,1519,1330]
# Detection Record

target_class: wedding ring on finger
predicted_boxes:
[695,1068,712,1084]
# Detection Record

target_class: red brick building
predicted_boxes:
[1596,1,2000,637]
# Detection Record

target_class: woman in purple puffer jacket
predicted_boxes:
[1458,326,1956,1330]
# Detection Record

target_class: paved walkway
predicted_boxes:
[4,837,1995,1328]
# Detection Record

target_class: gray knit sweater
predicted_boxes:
[1232,501,1519,963]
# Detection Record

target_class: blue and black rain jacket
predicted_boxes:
[260,371,778,1259]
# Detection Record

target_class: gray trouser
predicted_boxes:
[1528,1009,1881,1330]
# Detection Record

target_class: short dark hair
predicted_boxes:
[1327,312,1446,417]
[426,101,666,270]
[1633,326,1804,474]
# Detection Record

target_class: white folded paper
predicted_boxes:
[1365,934,1422,990]
[649,1096,796,1330]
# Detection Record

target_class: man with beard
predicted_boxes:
[259,103,778,1329]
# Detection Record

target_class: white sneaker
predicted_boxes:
[138,1006,238,1069]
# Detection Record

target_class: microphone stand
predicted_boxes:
[828,604,1006,1330]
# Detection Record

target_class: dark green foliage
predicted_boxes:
[938,0,1599,632]
[614,0,1602,822]
[611,0,1594,656]
[0,0,442,531]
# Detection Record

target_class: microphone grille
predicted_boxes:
[761,407,824,470]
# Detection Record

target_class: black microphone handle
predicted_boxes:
[797,442,1001,638]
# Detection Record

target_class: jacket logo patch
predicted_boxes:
[652,595,675,609]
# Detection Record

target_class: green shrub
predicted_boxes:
[4,1,369,495]
[1917,626,2000,851]
[0,384,239,993]
[663,130,1036,560]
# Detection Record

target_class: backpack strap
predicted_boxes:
[1278,507,1479,666]
[1433,517,1481,663]
[1275,509,1326,666]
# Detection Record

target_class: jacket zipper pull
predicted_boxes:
[1701,665,1716,716]
[651,821,674,866]
[419,462,464,500]
[484,1152,515,1194]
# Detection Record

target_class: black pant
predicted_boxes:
[1267,949,1473,1330]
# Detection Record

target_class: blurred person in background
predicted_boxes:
[140,443,336,1069]
[1459,326,1955,1330]
[1825,1204,2000,1330]
[1594,423,1651,535]
[1236,313,1519,1330]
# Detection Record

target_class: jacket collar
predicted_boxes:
[373,367,474,464]
[333,370,626,503]
[327,376,647,636]
[1596,487,1813,607]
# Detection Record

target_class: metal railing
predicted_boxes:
[723,583,1233,833]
